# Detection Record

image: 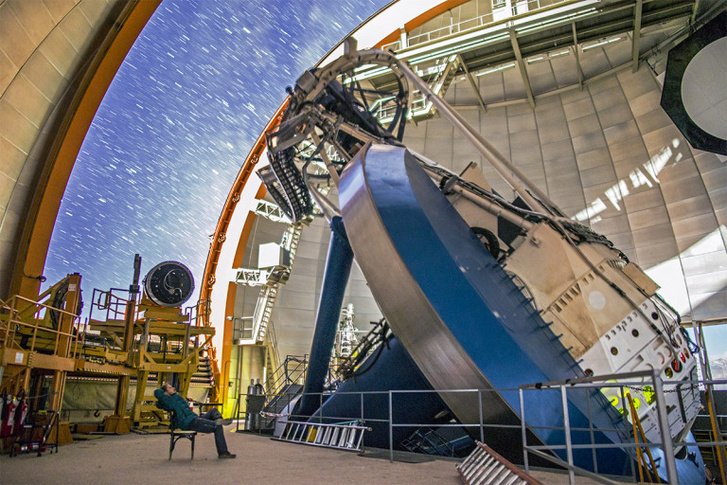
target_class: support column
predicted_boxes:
[113,255,140,418]
[107,256,140,433]
[49,370,66,413]
[298,216,353,417]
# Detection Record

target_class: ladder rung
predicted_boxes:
[321,426,332,445]
[307,425,318,443]
[337,428,348,447]
[275,421,369,452]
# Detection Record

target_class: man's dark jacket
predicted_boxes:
[154,388,196,429]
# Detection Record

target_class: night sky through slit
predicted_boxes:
[43,0,389,314]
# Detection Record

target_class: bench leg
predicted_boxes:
[169,435,174,460]
[190,435,195,460]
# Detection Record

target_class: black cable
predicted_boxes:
[350,336,388,378]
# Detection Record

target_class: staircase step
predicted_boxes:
[457,442,543,485]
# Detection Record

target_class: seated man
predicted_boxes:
[154,383,236,459]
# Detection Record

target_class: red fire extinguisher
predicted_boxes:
[1,394,17,438]
[13,393,28,436]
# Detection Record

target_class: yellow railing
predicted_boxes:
[0,294,83,359]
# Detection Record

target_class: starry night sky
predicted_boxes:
[43,0,389,314]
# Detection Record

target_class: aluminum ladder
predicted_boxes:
[457,442,544,485]
[274,420,370,452]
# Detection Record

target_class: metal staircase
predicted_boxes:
[190,355,214,386]
[252,285,277,343]
[401,427,472,458]
[265,354,308,397]
[457,441,544,485]
[235,222,305,345]
[273,419,371,452]
[232,355,307,433]
[261,145,314,222]
[336,318,390,380]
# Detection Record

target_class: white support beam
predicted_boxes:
[572,23,584,89]
[632,0,643,73]
[254,200,291,224]
[457,54,488,113]
[235,268,270,286]
[509,28,535,108]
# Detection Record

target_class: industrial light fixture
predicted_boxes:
[475,62,516,76]
[582,36,623,51]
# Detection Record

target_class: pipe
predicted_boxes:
[306,181,342,223]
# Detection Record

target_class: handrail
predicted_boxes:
[1,294,82,358]
[383,0,574,50]
[88,287,131,322]
[265,354,308,397]
[231,376,724,483]
[518,373,727,485]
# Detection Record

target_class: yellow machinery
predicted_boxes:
[1,273,83,414]
[0,256,216,438]
[87,258,214,431]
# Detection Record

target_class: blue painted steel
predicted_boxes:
[330,144,703,481]
[663,431,708,484]
[310,336,452,450]
[339,145,630,472]
[298,216,354,417]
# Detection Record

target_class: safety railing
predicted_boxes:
[88,288,133,323]
[185,299,211,328]
[238,375,726,484]
[265,354,308,398]
[693,405,727,468]
[0,294,83,359]
[383,0,572,50]
[518,371,727,485]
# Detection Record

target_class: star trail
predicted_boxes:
[43,0,390,314]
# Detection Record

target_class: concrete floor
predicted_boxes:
[0,426,634,485]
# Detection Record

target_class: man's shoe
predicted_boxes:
[218,452,236,459]
[215,418,233,426]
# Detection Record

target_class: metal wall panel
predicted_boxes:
[503,65,526,100]
[551,52,579,88]
[580,47,613,79]
[563,92,596,121]
[695,152,727,227]
[528,58,557,95]
[602,39,631,69]
[478,71,506,104]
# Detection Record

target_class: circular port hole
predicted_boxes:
[632,329,640,338]
[610,347,619,356]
